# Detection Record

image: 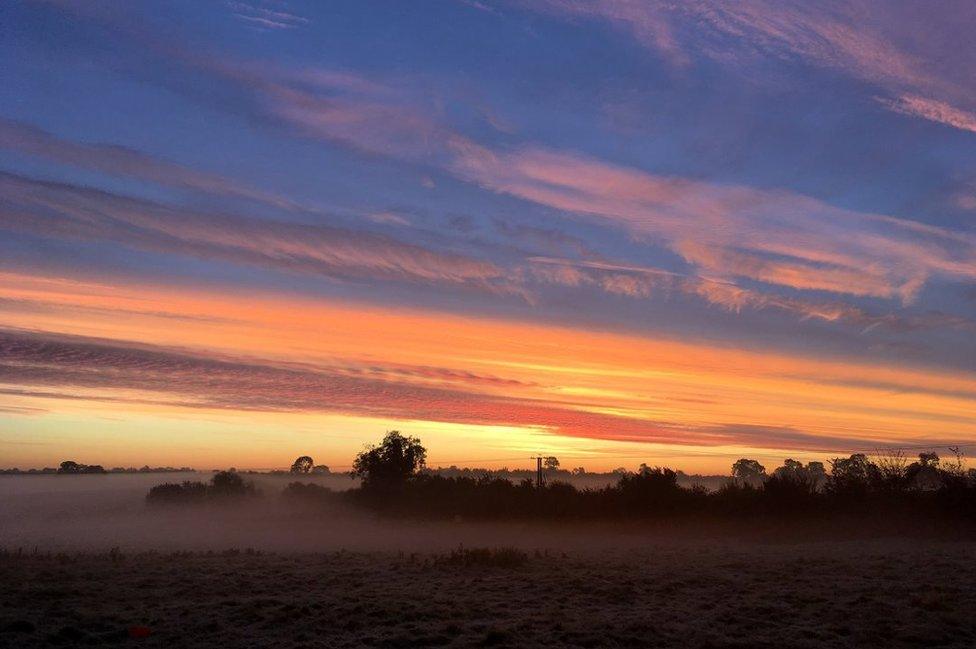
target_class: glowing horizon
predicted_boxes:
[2,1,976,473]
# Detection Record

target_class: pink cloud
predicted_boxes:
[456,146,976,302]
[527,256,976,334]
[531,0,689,67]
[176,47,976,305]
[880,94,976,134]
[528,1,976,134]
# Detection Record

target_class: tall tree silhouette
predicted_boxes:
[352,431,427,491]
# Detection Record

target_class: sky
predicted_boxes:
[1,0,975,473]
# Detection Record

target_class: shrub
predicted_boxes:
[146,481,208,505]
[146,471,257,505]
[210,470,257,497]
[280,481,337,504]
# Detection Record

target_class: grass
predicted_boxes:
[435,546,529,569]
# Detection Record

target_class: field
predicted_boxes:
[2,540,976,648]
[2,475,976,647]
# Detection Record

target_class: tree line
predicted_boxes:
[146,432,976,528]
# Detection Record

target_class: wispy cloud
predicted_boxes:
[526,1,976,134]
[0,118,301,209]
[177,53,976,305]
[3,328,947,451]
[227,1,309,30]
[880,94,976,135]
[455,146,976,303]
[0,173,519,294]
[0,328,686,446]
[527,256,976,335]
[529,1,926,84]
[43,8,974,310]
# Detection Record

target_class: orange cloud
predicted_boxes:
[2,270,975,466]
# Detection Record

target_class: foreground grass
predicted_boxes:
[1,541,975,648]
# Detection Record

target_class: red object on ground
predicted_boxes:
[128,626,152,639]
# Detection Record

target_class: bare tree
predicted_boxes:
[874,448,908,491]
[944,447,966,478]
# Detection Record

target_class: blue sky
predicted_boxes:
[1,1,975,470]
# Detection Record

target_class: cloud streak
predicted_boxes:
[527,0,976,134]
[25,7,973,312]
[0,172,518,294]
[227,1,309,30]
[2,328,947,452]
[527,256,976,335]
[880,94,976,135]
[4,168,974,337]
[0,118,305,210]
[0,329,700,447]
[457,146,976,302]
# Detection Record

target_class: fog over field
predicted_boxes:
[4,475,976,647]
[0,473,650,554]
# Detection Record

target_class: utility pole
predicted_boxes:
[532,455,545,488]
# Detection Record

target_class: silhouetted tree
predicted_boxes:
[544,456,560,471]
[616,466,687,514]
[944,447,967,479]
[58,460,82,474]
[290,456,314,474]
[807,461,827,490]
[210,470,256,497]
[826,453,880,497]
[763,459,823,509]
[906,452,943,491]
[772,459,803,480]
[770,459,820,490]
[146,480,208,505]
[311,464,331,475]
[874,448,909,492]
[731,458,766,486]
[571,467,586,475]
[352,431,427,491]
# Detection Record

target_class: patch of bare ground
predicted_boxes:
[1,541,974,648]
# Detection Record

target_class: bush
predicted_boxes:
[146,471,257,505]
[209,470,257,497]
[280,481,337,504]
